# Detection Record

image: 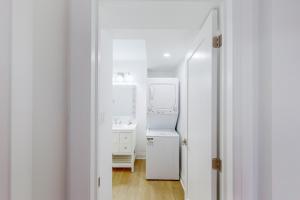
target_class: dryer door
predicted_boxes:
[148,83,177,113]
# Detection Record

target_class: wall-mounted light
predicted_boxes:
[113,72,135,84]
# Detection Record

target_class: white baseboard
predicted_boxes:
[180,178,185,191]
[180,178,188,200]
[135,152,146,160]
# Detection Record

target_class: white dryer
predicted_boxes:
[146,78,180,180]
[147,78,179,129]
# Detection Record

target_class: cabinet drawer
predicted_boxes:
[119,143,131,153]
[120,133,131,144]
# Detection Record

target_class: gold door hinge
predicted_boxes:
[182,138,188,146]
[212,158,222,172]
[213,34,222,48]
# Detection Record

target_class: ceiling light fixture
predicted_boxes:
[163,53,171,58]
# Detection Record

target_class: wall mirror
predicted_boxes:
[112,84,136,117]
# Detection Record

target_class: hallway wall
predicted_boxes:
[255,0,300,199]
[10,0,34,199]
[32,0,68,199]
[148,69,177,78]
[272,1,300,199]
[68,0,95,199]
[255,0,272,199]
[8,0,69,200]
[0,0,11,199]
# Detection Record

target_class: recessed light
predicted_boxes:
[163,53,171,58]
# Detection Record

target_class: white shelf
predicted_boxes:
[112,154,136,172]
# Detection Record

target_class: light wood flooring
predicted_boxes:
[113,160,184,200]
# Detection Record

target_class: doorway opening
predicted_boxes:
[97,1,225,200]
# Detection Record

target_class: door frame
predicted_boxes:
[221,0,258,199]
[6,0,257,200]
[91,0,257,200]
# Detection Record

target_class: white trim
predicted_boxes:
[91,0,99,200]
[93,0,258,199]
[180,178,189,200]
[231,0,257,199]
[180,178,186,193]
[221,1,234,200]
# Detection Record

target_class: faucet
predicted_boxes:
[113,118,119,125]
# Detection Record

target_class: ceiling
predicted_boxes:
[113,39,147,61]
[101,0,221,70]
[111,30,199,70]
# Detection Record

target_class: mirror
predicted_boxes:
[112,84,136,117]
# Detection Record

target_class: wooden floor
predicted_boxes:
[113,160,184,200]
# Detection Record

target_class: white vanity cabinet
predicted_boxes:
[112,124,136,172]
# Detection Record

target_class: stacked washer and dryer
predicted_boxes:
[146,78,180,180]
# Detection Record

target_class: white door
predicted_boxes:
[187,10,219,200]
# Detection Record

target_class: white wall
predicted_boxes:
[255,0,271,199]
[234,0,300,199]
[98,30,113,200]
[148,69,177,78]
[114,61,147,158]
[10,0,34,199]
[68,0,95,199]
[2,0,95,200]
[253,0,300,199]
[32,0,68,199]
[8,0,69,200]
[0,0,11,199]
[272,1,300,199]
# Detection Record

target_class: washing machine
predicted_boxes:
[146,129,179,180]
[146,78,180,180]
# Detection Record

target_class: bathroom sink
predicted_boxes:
[112,123,137,131]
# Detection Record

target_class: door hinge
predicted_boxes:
[213,34,222,48]
[98,177,101,188]
[182,138,188,146]
[212,158,222,172]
